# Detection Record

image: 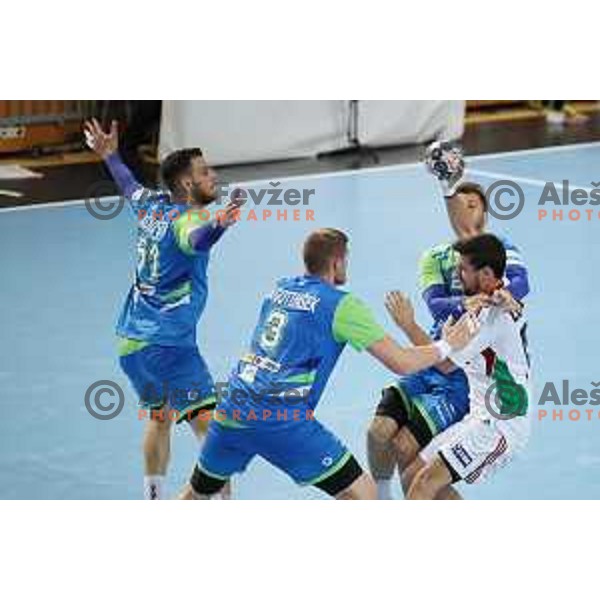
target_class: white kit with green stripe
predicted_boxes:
[449,306,531,420]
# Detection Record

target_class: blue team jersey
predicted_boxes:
[116,198,217,347]
[219,275,386,425]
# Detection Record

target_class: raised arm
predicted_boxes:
[84,119,146,202]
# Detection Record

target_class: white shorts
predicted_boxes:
[420,415,530,484]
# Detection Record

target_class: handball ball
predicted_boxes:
[424,141,465,182]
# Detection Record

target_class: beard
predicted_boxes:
[191,183,216,206]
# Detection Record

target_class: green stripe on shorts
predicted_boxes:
[391,382,439,438]
[411,396,440,437]
[175,395,219,424]
[196,460,230,481]
[302,451,352,487]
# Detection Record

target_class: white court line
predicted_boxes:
[467,139,600,163]
[0,198,88,212]
[234,159,422,187]
[469,168,595,193]
[2,140,600,214]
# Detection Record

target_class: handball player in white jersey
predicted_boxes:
[385,233,530,499]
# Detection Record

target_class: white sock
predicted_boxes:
[376,479,393,500]
[144,475,164,500]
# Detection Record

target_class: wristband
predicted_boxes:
[438,166,466,198]
[434,339,452,361]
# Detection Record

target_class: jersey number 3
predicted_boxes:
[260,309,288,351]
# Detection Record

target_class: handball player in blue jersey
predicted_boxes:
[184,228,480,500]
[367,173,530,499]
[85,119,242,499]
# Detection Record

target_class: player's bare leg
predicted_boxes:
[335,472,377,500]
[401,457,423,495]
[402,456,461,500]
[143,415,172,499]
[178,411,232,500]
[181,490,211,500]
[367,415,400,499]
[406,456,454,500]
[392,427,420,492]
[436,485,462,500]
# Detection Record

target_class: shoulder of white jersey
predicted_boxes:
[488,305,527,333]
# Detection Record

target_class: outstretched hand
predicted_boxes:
[385,291,415,331]
[84,118,118,159]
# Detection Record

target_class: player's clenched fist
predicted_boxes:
[490,288,522,315]
[463,293,491,315]
[216,188,247,228]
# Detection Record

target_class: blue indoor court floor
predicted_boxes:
[2,142,600,499]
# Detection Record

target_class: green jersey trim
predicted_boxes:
[418,243,458,292]
[332,294,386,351]
[117,336,150,357]
[160,280,192,303]
[172,211,212,255]
[197,460,231,481]
[302,451,352,486]
[284,370,317,385]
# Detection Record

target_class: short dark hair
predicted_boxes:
[453,181,487,211]
[303,228,349,275]
[160,148,204,193]
[453,233,506,279]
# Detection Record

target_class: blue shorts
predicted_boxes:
[377,367,469,447]
[119,342,217,423]
[197,418,350,486]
